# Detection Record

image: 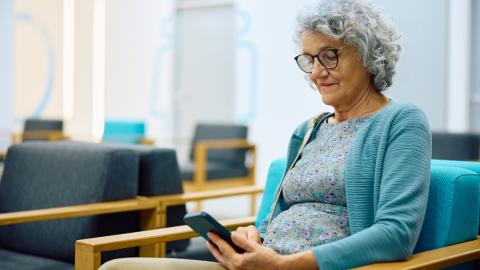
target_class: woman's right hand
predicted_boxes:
[233,225,261,244]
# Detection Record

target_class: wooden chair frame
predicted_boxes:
[75,216,480,270]
[0,185,264,269]
[12,131,70,144]
[183,139,257,214]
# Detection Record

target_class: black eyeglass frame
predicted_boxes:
[294,44,352,73]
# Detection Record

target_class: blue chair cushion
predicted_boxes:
[103,120,146,144]
[255,158,286,227]
[0,141,139,262]
[0,249,73,270]
[432,159,480,174]
[414,165,480,253]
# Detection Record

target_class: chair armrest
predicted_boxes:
[76,221,480,270]
[354,236,480,269]
[0,197,157,225]
[140,137,155,145]
[196,139,255,150]
[0,151,5,160]
[192,139,256,184]
[151,185,264,208]
[0,186,263,226]
[75,216,256,270]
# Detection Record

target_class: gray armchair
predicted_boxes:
[12,118,69,144]
[0,141,139,269]
[180,123,256,213]
[431,132,480,160]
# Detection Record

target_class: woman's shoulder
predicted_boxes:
[375,100,429,125]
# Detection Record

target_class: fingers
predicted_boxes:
[206,241,227,266]
[246,225,261,243]
[235,225,261,244]
[231,231,259,252]
[208,232,236,256]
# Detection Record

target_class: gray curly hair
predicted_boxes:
[295,0,401,92]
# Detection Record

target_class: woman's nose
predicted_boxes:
[311,58,329,78]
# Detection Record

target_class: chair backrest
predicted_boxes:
[0,141,139,262]
[101,143,190,253]
[189,123,248,166]
[256,158,480,254]
[432,132,480,160]
[103,120,146,144]
[22,118,64,141]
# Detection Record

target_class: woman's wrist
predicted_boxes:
[279,251,318,270]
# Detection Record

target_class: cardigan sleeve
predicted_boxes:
[312,106,432,270]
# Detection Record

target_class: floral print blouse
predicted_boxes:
[263,115,370,254]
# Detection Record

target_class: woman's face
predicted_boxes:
[301,31,374,110]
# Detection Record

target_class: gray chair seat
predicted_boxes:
[0,249,73,270]
[181,161,248,181]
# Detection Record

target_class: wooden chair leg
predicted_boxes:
[249,194,256,216]
[195,201,203,212]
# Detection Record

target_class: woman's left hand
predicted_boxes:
[206,231,283,270]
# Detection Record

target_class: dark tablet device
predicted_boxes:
[183,211,245,253]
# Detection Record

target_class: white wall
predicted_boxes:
[104,0,175,142]
[0,0,15,151]
[14,0,64,124]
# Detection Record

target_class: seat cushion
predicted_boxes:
[0,141,139,262]
[181,161,248,181]
[0,248,73,270]
[414,165,480,253]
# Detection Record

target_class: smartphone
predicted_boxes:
[183,211,245,253]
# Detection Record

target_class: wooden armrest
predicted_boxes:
[196,139,255,150]
[0,186,263,226]
[0,197,157,226]
[0,151,5,159]
[152,185,264,207]
[354,237,480,269]
[76,216,256,253]
[140,137,155,145]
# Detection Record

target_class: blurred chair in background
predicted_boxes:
[431,132,480,161]
[103,120,154,145]
[180,123,256,214]
[12,118,68,144]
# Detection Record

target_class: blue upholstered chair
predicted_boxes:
[86,158,480,270]
[103,120,154,145]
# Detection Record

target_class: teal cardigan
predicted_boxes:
[258,100,432,270]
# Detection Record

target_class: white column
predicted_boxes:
[0,0,15,151]
[447,0,472,132]
[66,0,105,141]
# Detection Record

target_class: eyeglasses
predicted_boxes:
[294,44,352,73]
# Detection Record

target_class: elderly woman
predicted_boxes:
[101,0,431,269]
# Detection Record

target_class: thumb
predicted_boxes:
[231,231,260,252]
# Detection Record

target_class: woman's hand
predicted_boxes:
[232,225,262,244]
[206,231,282,270]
